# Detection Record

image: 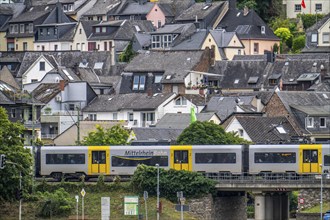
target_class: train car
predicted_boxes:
[192,145,243,174]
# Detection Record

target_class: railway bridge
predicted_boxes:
[206,174,330,220]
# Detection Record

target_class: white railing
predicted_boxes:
[42,110,79,116]
[41,134,57,139]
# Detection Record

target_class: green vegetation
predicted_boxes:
[177,121,248,145]
[297,14,326,29]
[0,107,33,201]
[131,164,216,202]
[292,35,306,53]
[119,42,136,62]
[80,124,130,145]
[301,202,330,213]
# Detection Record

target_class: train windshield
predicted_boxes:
[254,152,296,163]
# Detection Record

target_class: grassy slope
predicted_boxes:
[0,182,198,220]
[301,202,330,213]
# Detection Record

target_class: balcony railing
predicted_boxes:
[42,110,79,116]
[41,134,57,139]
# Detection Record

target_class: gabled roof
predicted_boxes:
[83,0,121,16]
[290,104,330,116]
[175,1,224,22]
[41,2,73,24]
[209,29,242,48]
[306,13,330,32]
[83,93,175,112]
[134,32,151,48]
[132,127,183,142]
[156,112,218,129]
[276,91,330,115]
[17,53,58,77]
[33,83,63,103]
[217,8,279,40]
[171,29,208,50]
[156,0,194,17]
[230,116,298,144]
[124,50,205,84]
[116,2,154,15]
[80,20,100,38]
[0,81,16,104]
[204,95,255,121]
[0,65,20,90]
[9,5,54,23]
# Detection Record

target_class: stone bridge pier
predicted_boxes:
[254,192,289,220]
[214,191,247,220]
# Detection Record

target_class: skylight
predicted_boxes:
[323,93,328,99]
[108,97,113,101]
[94,62,104,69]
[276,126,286,134]
[166,75,171,80]
[234,79,239,84]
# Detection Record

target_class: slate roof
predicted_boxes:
[276,91,330,116]
[0,81,16,104]
[83,93,175,112]
[217,8,279,40]
[17,51,112,77]
[134,32,151,49]
[181,94,210,106]
[124,50,205,84]
[290,105,330,117]
[80,20,100,38]
[83,0,121,16]
[171,29,208,50]
[156,112,217,129]
[306,14,330,32]
[0,3,25,18]
[204,95,255,121]
[132,127,183,142]
[119,72,162,94]
[232,116,298,144]
[209,60,270,90]
[175,1,224,22]
[116,2,154,15]
[33,83,62,103]
[9,5,54,23]
[210,29,242,48]
[156,0,194,17]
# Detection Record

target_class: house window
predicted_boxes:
[315,3,322,11]
[113,113,118,120]
[253,43,259,54]
[261,26,265,34]
[23,42,28,51]
[102,27,106,33]
[20,24,24,33]
[295,4,301,12]
[322,33,329,43]
[29,23,33,33]
[54,28,57,35]
[152,35,161,48]
[81,43,85,51]
[68,4,73,11]
[42,46,45,51]
[130,15,134,20]
[69,104,75,111]
[97,16,102,21]
[311,33,317,43]
[54,45,58,51]
[76,43,80,50]
[306,117,314,128]
[142,112,155,122]
[88,42,96,51]
[320,118,326,128]
[14,24,18,33]
[39,61,45,71]
[47,28,50,35]
[128,113,134,121]
[238,129,243,137]
[95,27,100,33]
[79,29,82,34]
[175,97,187,106]
[11,108,16,118]
[132,75,146,90]
[269,79,277,85]
[7,43,14,51]
[154,75,162,83]
[10,25,14,33]
[238,49,241,55]
[63,4,68,11]
[88,114,97,121]
[40,28,43,36]
[163,35,172,48]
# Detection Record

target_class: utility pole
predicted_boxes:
[76,106,80,144]
[156,164,160,220]
[19,171,22,220]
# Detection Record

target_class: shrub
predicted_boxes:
[292,35,305,53]
[130,164,216,202]
[37,188,74,218]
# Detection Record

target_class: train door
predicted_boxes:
[300,145,322,173]
[170,146,192,171]
[88,147,110,175]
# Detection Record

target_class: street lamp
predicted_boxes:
[320,164,323,220]
[156,164,160,220]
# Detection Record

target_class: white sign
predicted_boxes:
[75,195,79,202]
[124,196,139,216]
[81,188,86,197]
[101,197,110,220]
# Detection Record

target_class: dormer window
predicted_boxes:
[261,26,265,34]
[306,117,314,128]
[54,28,57,35]
[29,23,33,33]
[175,97,187,106]
[39,61,45,71]
[154,75,162,83]
[20,24,24,33]
[311,33,317,43]
[133,75,146,90]
[95,27,100,33]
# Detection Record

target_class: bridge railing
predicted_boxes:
[204,173,330,184]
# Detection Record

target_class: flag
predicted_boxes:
[301,0,306,9]
[190,107,197,123]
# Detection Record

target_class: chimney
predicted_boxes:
[56,1,62,23]
[59,80,65,91]
[147,88,153,97]
[243,6,249,16]
[256,97,262,112]
[320,64,327,81]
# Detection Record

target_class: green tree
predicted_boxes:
[80,124,130,145]
[274,28,293,53]
[130,164,215,202]
[0,107,33,201]
[118,42,135,62]
[292,35,306,53]
[297,14,326,29]
[176,121,247,145]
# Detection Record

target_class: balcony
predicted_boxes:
[24,120,41,130]
[41,134,57,139]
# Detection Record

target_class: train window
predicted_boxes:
[92,151,106,164]
[195,153,236,164]
[174,150,188,164]
[254,152,296,163]
[324,155,330,166]
[46,154,85,164]
[303,150,318,163]
[111,156,168,167]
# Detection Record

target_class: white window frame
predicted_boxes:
[306,117,314,128]
[163,35,172,48]
[20,24,24,33]
[88,114,97,121]
[113,113,118,120]
[154,75,162,83]
[102,27,106,33]
[295,4,301,12]
[175,97,187,106]
[320,117,326,128]
[261,26,265,34]
[315,3,322,11]
[311,33,317,43]
[322,33,329,44]
[95,27,100,33]
[132,75,146,90]
[128,113,134,121]
[152,35,161,48]
[29,23,33,33]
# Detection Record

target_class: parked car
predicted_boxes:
[324,210,330,220]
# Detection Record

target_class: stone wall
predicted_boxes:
[214,193,247,220]
[189,194,214,220]
[298,189,330,211]
[296,213,323,220]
